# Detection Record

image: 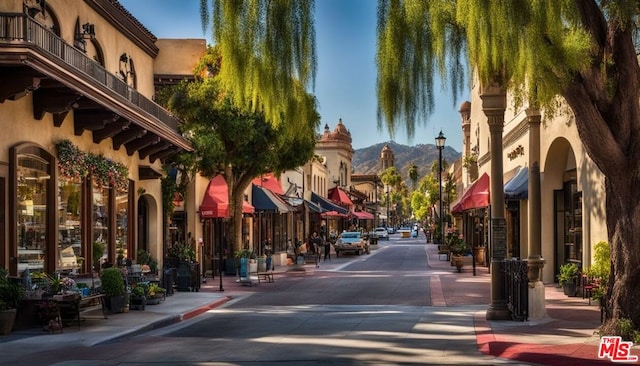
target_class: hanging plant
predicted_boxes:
[55,140,129,190]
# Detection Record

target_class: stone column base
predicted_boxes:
[528,280,548,320]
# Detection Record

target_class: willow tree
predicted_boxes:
[200,0,317,129]
[166,47,320,254]
[377,0,640,336]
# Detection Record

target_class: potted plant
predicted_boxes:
[100,267,125,313]
[129,283,147,311]
[146,283,166,305]
[558,262,579,296]
[0,268,24,335]
[447,231,470,272]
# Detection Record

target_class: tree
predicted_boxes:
[200,0,317,130]
[408,162,418,191]
[376,0,640,335]
[163,47,319,254]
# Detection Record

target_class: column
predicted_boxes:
[526,108,547,319]
[481,83,511,320]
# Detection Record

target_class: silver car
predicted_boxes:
[374,227,389,240]
[335,231,369,256]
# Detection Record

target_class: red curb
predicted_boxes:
[181,296,231,321]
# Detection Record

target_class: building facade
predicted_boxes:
[455,80,607,283]
[0,0,198,276]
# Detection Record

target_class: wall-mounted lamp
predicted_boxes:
[74,18,95,53]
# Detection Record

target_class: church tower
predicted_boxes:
[380,144,395,171]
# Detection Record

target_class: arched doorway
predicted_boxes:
[544,137,581,281]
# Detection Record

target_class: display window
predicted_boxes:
[57,177,82,272]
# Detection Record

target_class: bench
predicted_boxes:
[437,245,450,261]
[257,271,285,283]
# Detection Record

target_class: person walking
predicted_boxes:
[310,231,322,255]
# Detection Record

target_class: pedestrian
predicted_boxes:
[310,231,321,255]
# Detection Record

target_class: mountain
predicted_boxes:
[352,141,461,182]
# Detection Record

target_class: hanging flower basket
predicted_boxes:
[55,140,129,190]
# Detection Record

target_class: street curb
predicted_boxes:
[95,296,232,345]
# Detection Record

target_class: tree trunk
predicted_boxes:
[225,171,253,255]
[600,175,640,335]
[563,68,640,335]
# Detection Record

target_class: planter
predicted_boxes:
[473,247,485,265]
[224,258,237,276]
[452,255,465,273]
[0,309,17,335]
[563,282,577,297]
[146,296,163,305]
[130,296,146,311]
[105,295,125,314]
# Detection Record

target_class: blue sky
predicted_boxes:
[118,0,466,151]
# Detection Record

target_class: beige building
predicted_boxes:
[455,80,607,283]
[0,0,201,276]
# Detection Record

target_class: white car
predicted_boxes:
[374,227,389,240]
[335,231,370,256]
[386,227,395,234]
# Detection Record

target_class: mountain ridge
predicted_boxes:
[352,141,461,182]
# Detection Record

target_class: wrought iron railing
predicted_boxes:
[0,13,180,131]
[503,258,529,321]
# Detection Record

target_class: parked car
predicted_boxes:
[374,227,389,240]
[386,227,395,234]
[335,231,370,256]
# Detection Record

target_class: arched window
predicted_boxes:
[12,143,55,276]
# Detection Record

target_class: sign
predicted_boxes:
[492,218,507,260]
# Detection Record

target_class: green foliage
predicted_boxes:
[0,268,23,310]
[557,263,579,286]
[130,283,148,299]
[137,250,158,274]
[201,1,317,128]
[100,268,125,297]
[234,249,254,260]
[55,140,129,191]
[590,241,611,284]
[446,231,469,255]
[92,240,105,269]
[614,318,640,344]
[168,243,195,262]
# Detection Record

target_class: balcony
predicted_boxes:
[0,13,191,161]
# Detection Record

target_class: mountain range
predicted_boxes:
[352,141,461,182]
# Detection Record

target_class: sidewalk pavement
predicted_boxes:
[0,242,626,365]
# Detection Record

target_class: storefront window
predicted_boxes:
[115,187,128,261]
[57,177,82,272]
[17,154,50,274]
[92,180,109,267]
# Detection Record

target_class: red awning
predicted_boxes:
[452,173,490,214]
[199,175,255,218]
[251,173,284,195]
[328,187,353,206]
[321,210,347,217]
[351,210,374,220]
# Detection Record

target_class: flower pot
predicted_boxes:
[473,247,485,265]
[105,295,125,314]
[563,282,577,297]
[452,256,464,273]
[130,296,146,311]
[0,309,17,335]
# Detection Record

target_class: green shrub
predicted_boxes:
[99,267,125,297]
[557,263,579,286]
[0,268,23,310]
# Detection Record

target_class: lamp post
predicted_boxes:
[435,131,446,246]
[386,186,390,228]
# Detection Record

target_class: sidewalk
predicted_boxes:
[424,243,613,365]
[0,244,627,365]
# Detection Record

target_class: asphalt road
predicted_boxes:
[14,236,512,365]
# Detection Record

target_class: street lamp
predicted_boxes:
[435,130,446,246]
[386,186,390,228]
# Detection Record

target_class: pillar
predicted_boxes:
[481,83,511,320]
[526,108,547,320]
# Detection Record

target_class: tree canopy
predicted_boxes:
[200,0,317,130]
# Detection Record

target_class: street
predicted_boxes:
[5,236,512,365]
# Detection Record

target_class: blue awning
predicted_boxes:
[305,199,324,213]
[311,192,348,215]
[504,166,528,200]
[252,185,292,213]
